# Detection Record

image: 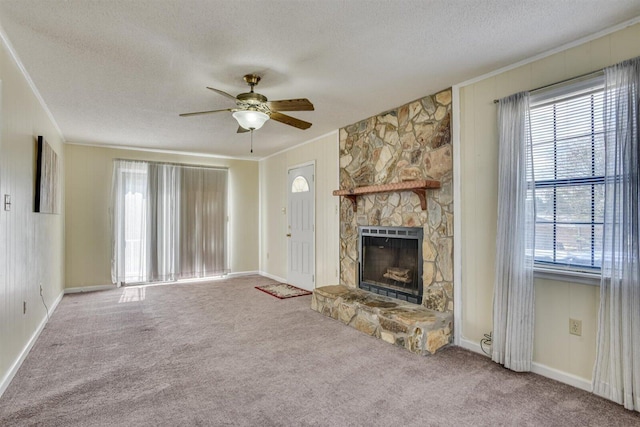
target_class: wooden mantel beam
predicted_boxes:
[332,180,441,212]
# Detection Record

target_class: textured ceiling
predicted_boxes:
[1,1,639,159]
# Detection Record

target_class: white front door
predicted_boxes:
[287,164,315,291]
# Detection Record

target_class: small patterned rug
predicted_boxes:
[255,283,312,299]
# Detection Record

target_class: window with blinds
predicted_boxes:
[530,75,605,272]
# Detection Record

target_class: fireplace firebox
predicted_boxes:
[358,226,423,304]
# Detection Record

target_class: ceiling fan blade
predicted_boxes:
[269,111,312,130]
[237,126,250,134]
[207,87,237,101]
[179,108,232,117]
[267,98,314,112]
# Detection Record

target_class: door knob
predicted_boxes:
[286,233,292,237]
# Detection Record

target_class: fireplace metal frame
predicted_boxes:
[358,226,423,305]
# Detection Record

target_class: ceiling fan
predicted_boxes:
[180,74,314,133]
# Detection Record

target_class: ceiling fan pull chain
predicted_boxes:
[250,129,254,153]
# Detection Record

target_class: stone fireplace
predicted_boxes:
[359,226,423,304]
[337,88,453,314]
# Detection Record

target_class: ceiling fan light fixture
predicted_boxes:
[232,110,269,130]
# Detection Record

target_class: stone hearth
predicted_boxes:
[312,285,453,355]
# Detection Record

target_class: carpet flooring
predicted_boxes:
[1,275,639,426]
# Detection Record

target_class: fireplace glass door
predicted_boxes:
[359,226,423,304]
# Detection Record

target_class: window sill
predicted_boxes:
[534,266,601,286]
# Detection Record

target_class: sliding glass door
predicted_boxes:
[112,160,228,285]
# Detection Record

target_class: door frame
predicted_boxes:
[287,160,316,289]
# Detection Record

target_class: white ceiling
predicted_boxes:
[1,1,639,159]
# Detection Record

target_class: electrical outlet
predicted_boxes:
[569,318,582,336]
[4,194,11,211]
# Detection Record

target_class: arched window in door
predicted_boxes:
[291,176,310,193]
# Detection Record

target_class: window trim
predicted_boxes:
[534,265,601,286]
[529,73,605,283]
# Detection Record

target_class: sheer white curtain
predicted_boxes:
[492,92,536,372]
[112,160,228,285]
[178,166,228,278]
[112,160,149,285]
[593,57,640,411]
[147,163,180,282]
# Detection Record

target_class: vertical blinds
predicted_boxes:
[529,75,605,270]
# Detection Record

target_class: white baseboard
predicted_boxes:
[65,274,266,291]
[531,361,592,392]
[0,290,64,398]
[64,284,116,294]
[226,270,260,278]
[258,271,287,283]
[459,336,490,357]
[458,336,591,391]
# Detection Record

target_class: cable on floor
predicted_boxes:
[40,285,49,321]
[480,332,492,356]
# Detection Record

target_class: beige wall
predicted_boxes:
[64,144,259,288]
[259,132,340,287]
[0,42,65,391]
[459,22,640,381]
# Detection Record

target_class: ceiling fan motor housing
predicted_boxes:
[236,92,268,105]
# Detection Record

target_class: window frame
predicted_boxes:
[528,73,605,285]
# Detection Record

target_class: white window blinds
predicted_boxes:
[529,75,605,271]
